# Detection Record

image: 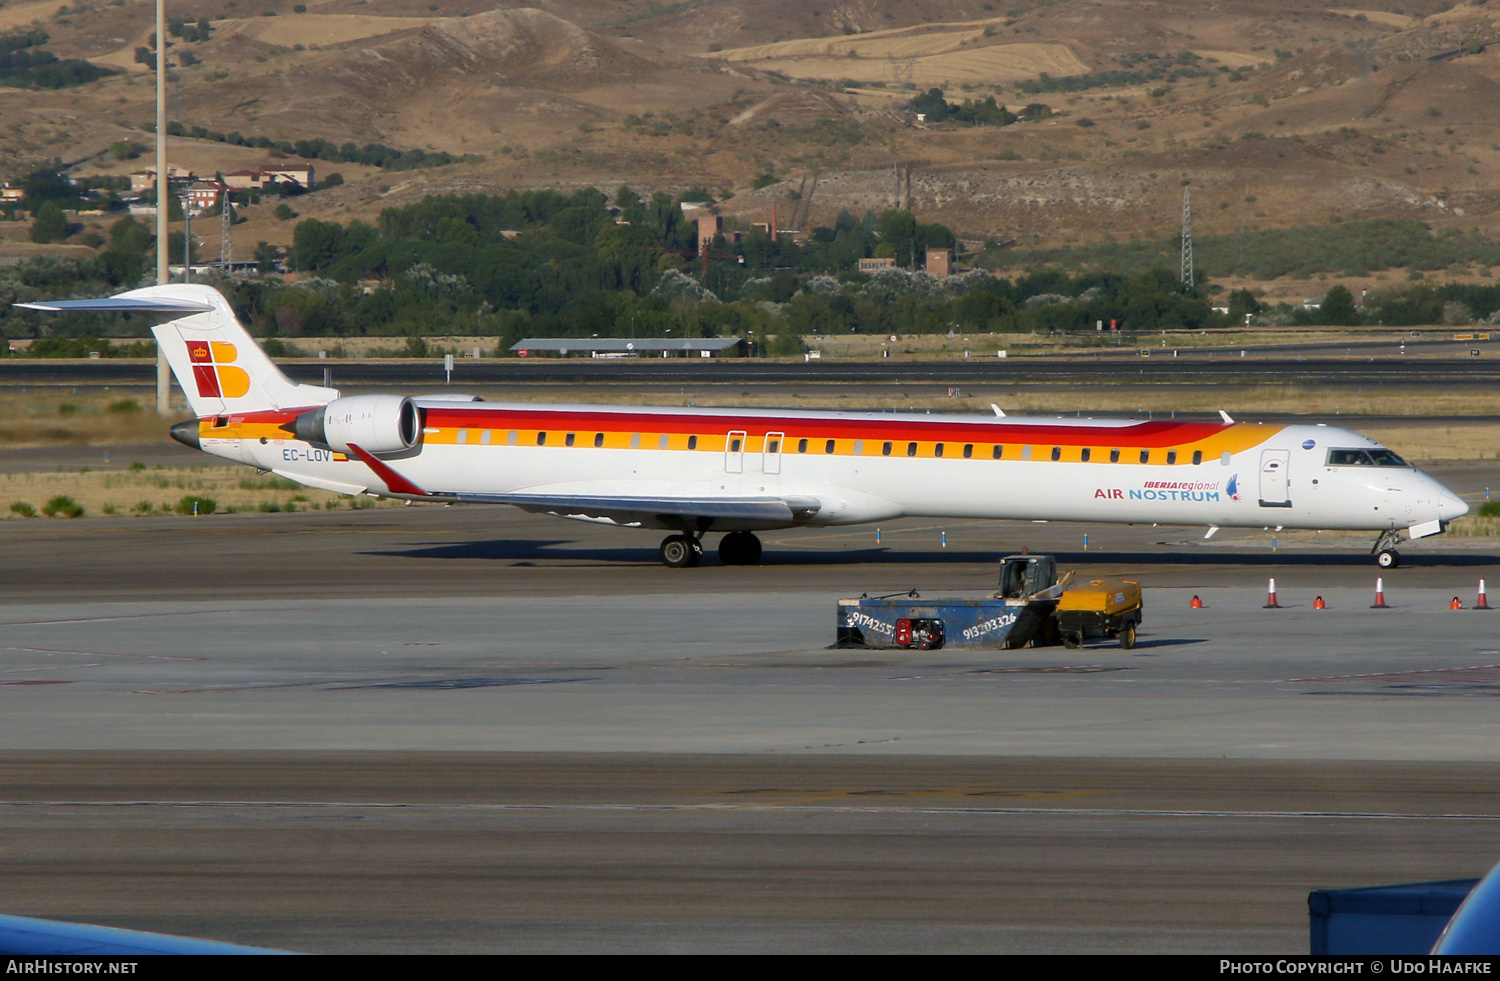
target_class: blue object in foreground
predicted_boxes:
[1309,880,1478,955]
[1436,858,1500,953]
[0,913,289,955]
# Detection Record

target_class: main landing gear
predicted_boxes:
[717,531,763,566]
[1372,528,1402,569]
[656,532,764,568]
[659,533,705,568]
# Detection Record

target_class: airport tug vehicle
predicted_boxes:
[836,554,1142,652]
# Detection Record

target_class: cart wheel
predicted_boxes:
[1120,623,1137,650]
[1062,632,1079,650]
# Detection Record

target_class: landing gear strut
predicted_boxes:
[718,531,763,566]
[1372,529,1402,569]
[659,533,704,568]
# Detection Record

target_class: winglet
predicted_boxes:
[346,443,428,496]
[1219,410,1234,424]
[991,403,1006,417]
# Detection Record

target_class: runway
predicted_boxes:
[3,488,1500,952]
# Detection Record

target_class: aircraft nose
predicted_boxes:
[1440,492,1470,522]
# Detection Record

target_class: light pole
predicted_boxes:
[154,0,170,414]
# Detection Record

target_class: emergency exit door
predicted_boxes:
[1258,449,1291,508]
[725,430,746,474]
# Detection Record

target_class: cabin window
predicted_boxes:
[1050,446,1061,461]
[853,440,864,456]
[1139,449,1149,464]
[1110,448,1120,463]
[631,433,642,449]
[825,439,836,454]
[1080,447,1091,462]
[907,442,918,457]
[963,444,973,459]
[1021,446,1032,461]
[1221,451,1232,466]
[882,441,893,456]
[1166,450,1177,465]
[456,429,468,445]
[797,438,808,454]
[565,432,576,447]
[658,434,670,450]
[1192,450,1203,465]
[481,430,492,445]
[536,432,547,446]
[507,430,518,445]
[729,437,740,452]
[934,443,944,458]
[594,432,604,447]
[993,445,1003,459]
[687,435,698,450]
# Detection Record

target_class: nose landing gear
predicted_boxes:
[1372,529,1402,569]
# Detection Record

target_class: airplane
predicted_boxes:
[21,284,1469,568]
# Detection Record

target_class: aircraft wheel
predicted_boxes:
[1120,623,1137,650]
[659,535,695,568]
[687,540,704,567]
[718,532,763,566]
[1377,549,1401,569]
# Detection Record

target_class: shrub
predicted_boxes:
[130,500,154,514]
[175,495,217,515]
[128,461,146,472]
[42,495,83,518]
[1478,501,1500,518]
[107,399,141,413]
[10,501,36,518]
[258,501,282,512]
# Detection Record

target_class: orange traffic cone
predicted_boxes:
[1479,580,1492,610]
[1451,597,1463,610]
[1190,595,1203,609]
[1313,596,1326,610]
[1264,577,1281,609]
[1371,577,1388,609]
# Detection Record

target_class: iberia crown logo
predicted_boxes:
[186,340,250,399]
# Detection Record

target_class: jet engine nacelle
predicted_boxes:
[294,395,419,454]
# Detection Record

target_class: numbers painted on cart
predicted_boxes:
[963,613,1016,641]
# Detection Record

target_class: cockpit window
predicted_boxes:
[1327,448,1408,467]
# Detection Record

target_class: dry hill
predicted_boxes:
[5,0,1500,279]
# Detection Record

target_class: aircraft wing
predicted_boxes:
[448,492,822,525]
[342,443,821,525]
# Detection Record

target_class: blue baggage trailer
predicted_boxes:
[834,554,1064,651]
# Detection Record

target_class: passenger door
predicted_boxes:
[1258,449,1291,508]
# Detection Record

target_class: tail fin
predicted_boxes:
[21,285,337,416]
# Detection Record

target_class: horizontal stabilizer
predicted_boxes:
[16,297,214,315]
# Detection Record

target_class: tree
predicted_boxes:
[1320,284,1359,325]
[29,200,68,243]
[877,209,917,266]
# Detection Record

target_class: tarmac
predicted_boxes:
[2,462,1499,952]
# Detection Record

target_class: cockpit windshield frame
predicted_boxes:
[1326,448,1409,468]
